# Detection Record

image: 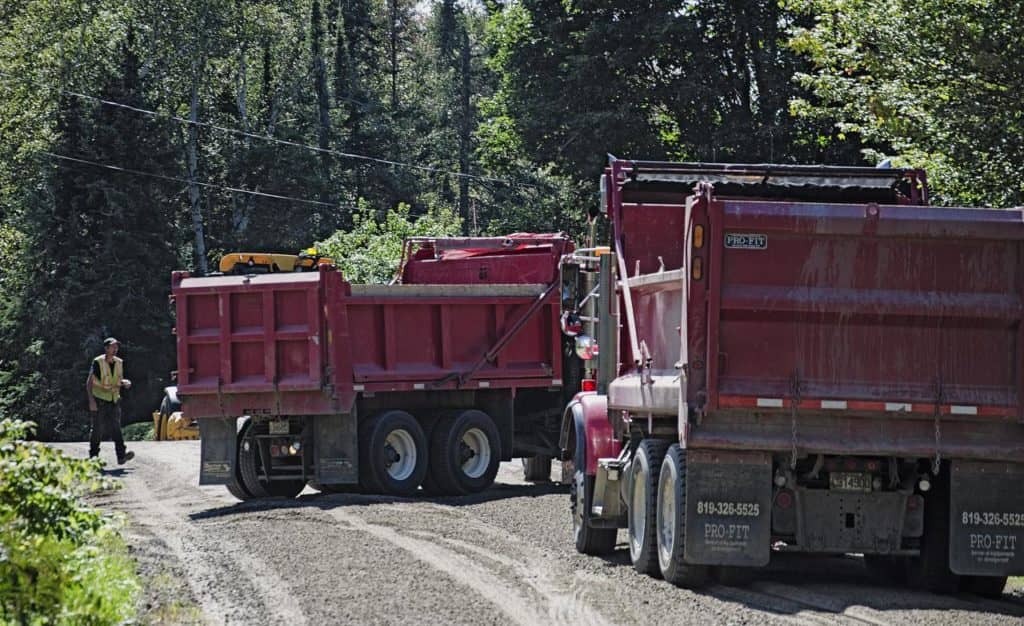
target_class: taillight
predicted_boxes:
[693,224,705,249]
[775,489,794,510]
[581,379,597,392]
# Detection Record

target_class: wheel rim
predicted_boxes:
[384,428,417,481]
[630,461,646,557]
[459,427,491,479]
[658,461,676,568]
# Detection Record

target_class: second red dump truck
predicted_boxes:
[562,159,1024,597]
[173,234,577,499]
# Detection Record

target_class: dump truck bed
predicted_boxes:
[172,237,568,420]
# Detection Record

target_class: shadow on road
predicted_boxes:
[188,480,567,523]
[592,547,1024,619]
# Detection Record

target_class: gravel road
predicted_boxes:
[55,441,1024,625]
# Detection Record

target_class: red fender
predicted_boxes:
[572,391,620,476]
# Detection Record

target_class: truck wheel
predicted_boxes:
[429,409,501,495]
[522,455,553,482]
[225,419,253,500]
[657,444,708,587]
[961,575,1007,598]
[359,410,428,496]
[570,426,616,555]
[629,438,669,577]
[907,469,959,593]
[238,421,305,499]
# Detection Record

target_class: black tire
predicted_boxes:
[629,438,670,577]
[358,410,428,496]
[225,419,253,500]
[961,575,1007,598]
[570,425,616,555]
[238,421,305,499]
[657,444,709,587]
[907,467,959,593]
[522,455,553,482]
[428,409,501,495]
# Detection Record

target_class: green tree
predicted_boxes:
[790,0,1024,207]
[316,202,462,284]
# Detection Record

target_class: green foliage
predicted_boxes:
[121,421,154,442]
[317,202,462,284]
[789,0,1024,207]
[0,418,139,625]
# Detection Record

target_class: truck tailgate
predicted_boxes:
[706,200,1024,418]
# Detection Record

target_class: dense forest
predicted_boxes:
[1,0,1020,439]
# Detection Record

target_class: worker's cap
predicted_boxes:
[103,337,120,347]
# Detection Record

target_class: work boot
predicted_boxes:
[117,450,135,465]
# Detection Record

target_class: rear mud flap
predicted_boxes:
[950,460,1024,576]
[314,414,358,485]
[684,450,772,567]
[199,418,235,485]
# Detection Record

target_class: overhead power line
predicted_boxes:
[0,72,534,188]
[40,151,369,211]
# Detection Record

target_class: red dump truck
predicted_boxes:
[563,159,1024,597]
[172,234,576,499]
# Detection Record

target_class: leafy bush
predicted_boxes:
[121,421,154,442]
[317,202,463,284]
[0,418,140,625]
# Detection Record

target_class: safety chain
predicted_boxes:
[789,377,802,470]
[932,377,944,476]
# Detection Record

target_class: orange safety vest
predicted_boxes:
[92,355,123,403]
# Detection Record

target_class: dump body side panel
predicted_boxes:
[173,270,563,419]
[704,200,1024,413]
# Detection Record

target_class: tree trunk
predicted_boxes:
[388,0,399,110]
[457,29,471,234]
[233,7,252,243]
[186,68,208,276]
[311,0,332,165]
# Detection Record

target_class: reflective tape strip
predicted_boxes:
[551,379,563,386]
[950,405,978,416]
[353,384,365,392]
[478,381,491,388]
[413,383,425,390]
[718,395,1015,418]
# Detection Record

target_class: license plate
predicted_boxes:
[268,419,290,435]
[830,472,872,492]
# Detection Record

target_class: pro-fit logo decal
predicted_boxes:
[725,233,767,250]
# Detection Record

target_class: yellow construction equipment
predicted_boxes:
[153,386,198,441]
[217,248,334,274]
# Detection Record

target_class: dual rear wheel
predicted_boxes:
[627,440,711,588]
[340,408,501,498]
[227,409,502,500]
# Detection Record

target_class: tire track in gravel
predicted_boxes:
[64,444,310,626]
[410,499,616,625]
[123,475,310,626]
[325,510,606,626]
[425,533,611,625]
